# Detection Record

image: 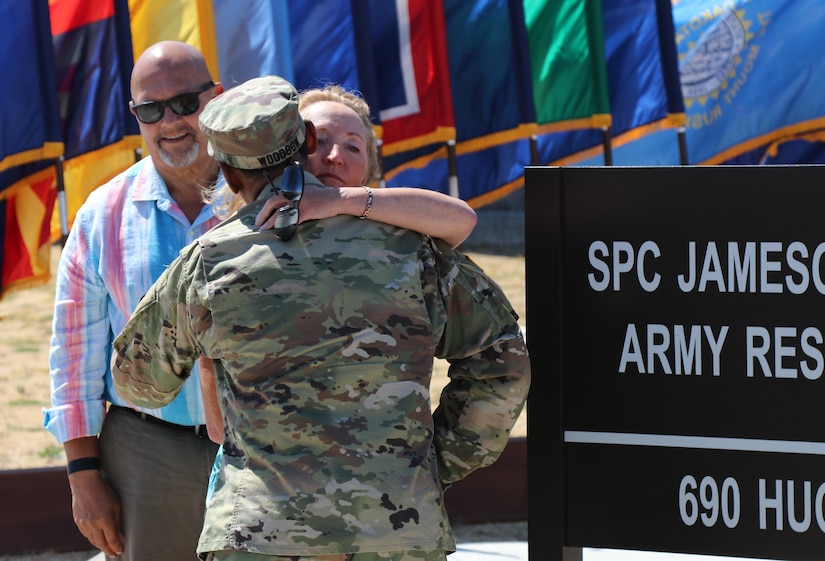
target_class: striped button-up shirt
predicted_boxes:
[44,157,223,443]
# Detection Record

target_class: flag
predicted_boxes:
[601,0,825,165]
[289,0,372,97]
[128,0,219,76]
[49,0,142,240]
[0,2,62,174]
[287,0,455,183]
[682,0,825,164]
[369,0,455,156]
[599,0,685,145]
[529,0,615,167]
[385,0,537,202]
[213,0,293,87]
[526,0,610,135]
[0,0,63,299]
[387,137,534,205]
[6,0,825,240]
[388,0,615,203]
[545,0,686,167]
[727,137,825,166]
[286,0,382,138]
[1,169,58,299]
[389,0,686,195]
[441,0,536,148]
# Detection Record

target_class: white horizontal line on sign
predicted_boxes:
[565,431,825,455]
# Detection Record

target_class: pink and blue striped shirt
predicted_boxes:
[44,157,223,443]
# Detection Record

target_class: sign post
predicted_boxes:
[526,165,825,561]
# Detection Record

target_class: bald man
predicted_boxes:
[46,41,224,560]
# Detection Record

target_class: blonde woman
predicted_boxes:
[253,84,477,248]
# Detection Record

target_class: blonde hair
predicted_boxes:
[299,85,380,185]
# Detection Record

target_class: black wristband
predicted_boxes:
[67,457,101,475]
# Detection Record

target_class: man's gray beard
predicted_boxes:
[157,141,199,168]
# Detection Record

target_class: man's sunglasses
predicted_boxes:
[131,81,214,124]
[264,162,304,241]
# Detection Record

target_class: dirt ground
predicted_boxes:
[0,244,527,471]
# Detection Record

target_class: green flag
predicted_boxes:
[524,0,611,133]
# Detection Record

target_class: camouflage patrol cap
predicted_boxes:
[199,75,306,170]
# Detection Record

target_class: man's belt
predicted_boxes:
[110,405,207,439]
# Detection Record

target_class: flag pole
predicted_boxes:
[530,134,539,165]
[601,126,614,166]
[55,156,68,246]
[377,139,386,189]
[677,126,689,165]
[447,139,459,198]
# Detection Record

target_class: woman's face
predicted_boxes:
[302,100,370,187]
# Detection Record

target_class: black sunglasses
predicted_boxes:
[131,81,214,124]
[264,162,304,241]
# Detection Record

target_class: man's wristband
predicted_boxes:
[67,457,101,475]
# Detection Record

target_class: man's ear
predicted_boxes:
[219,163,242,194]
[304,121,317,155]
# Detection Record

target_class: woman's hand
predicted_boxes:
[256,183,347,231]
[256,183,477,248]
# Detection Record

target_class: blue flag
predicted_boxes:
[214,0,294,87]
[0,1,61,175]
[596,0,825,165]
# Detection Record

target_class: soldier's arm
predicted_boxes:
[111,247,202,408]
[429,244,531,485]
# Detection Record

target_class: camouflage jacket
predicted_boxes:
[112,174,530,557]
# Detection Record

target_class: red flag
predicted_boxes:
[2,169,57,297]
[374,0,455,156]
[48,0,142,241]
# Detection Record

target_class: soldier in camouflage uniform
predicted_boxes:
[111,75,531,561]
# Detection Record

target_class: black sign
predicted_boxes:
[525,165,825,561]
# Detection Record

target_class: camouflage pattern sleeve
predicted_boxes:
[111,243,205,408]
[422,238,531,485]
